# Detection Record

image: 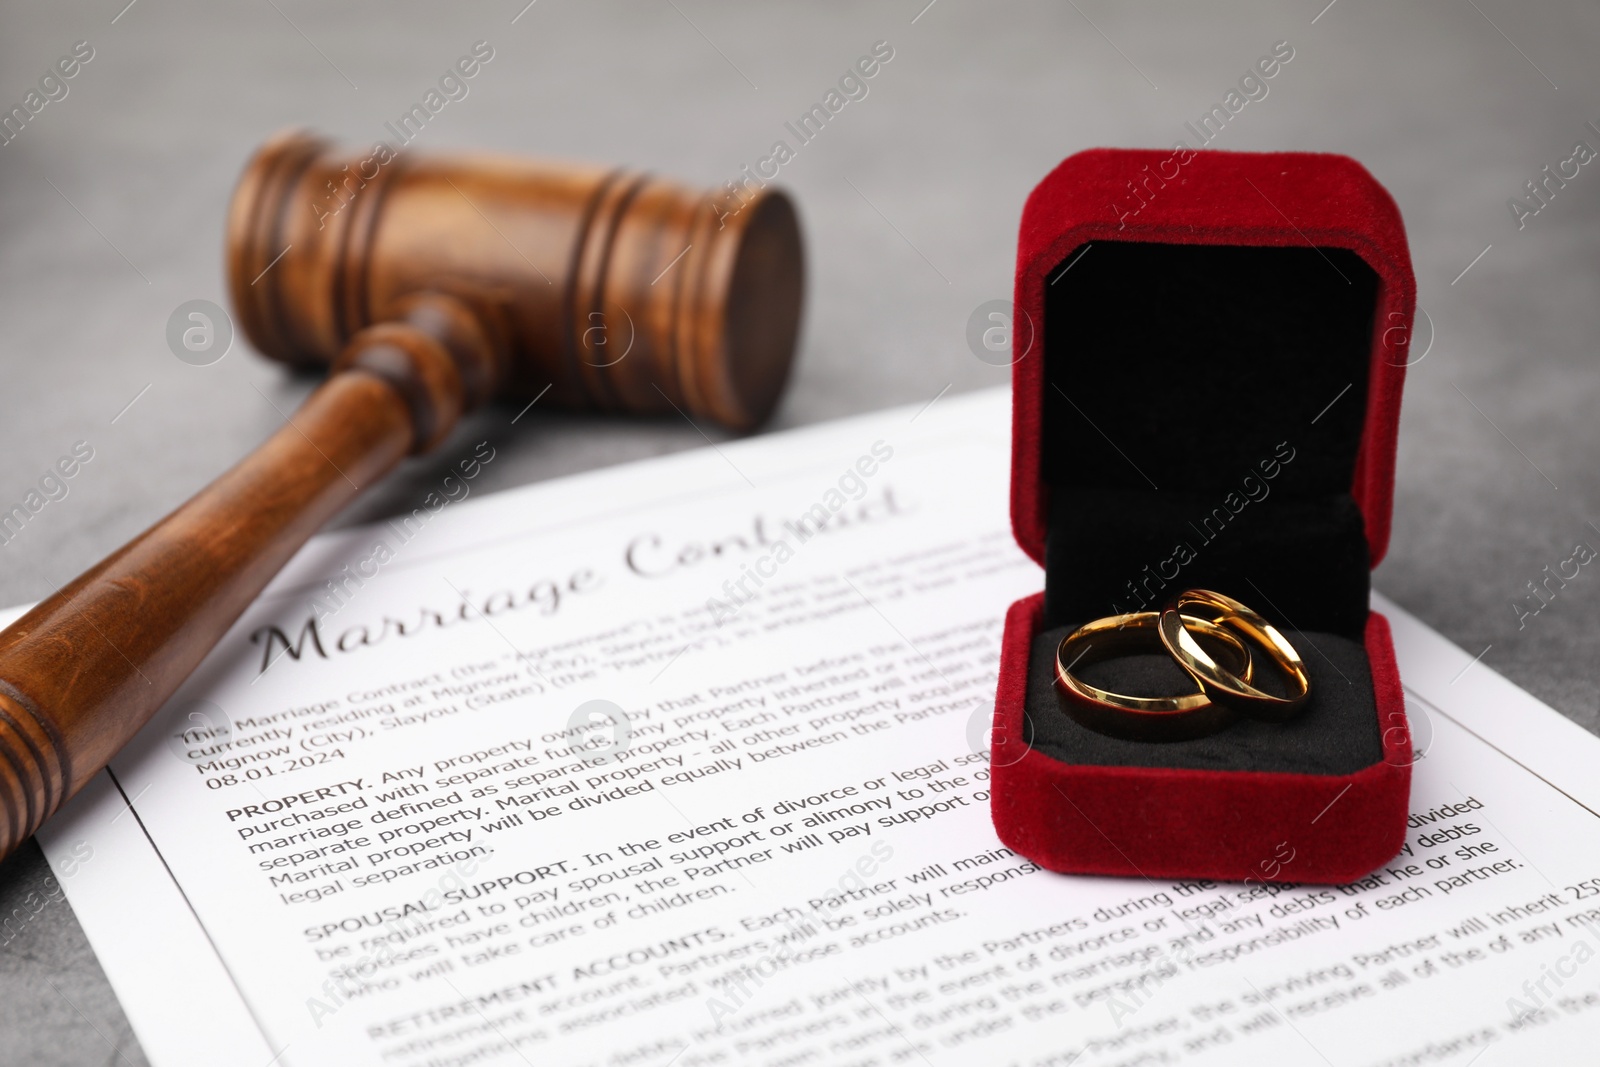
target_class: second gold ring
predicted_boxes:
[1158,589,1311,721]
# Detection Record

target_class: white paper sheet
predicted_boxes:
[32,387,1600,1066]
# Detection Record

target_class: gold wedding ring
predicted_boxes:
[1054,611,1250,742]
[1158,589,1311,721]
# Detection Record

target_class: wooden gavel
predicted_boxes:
[0,130,804,861]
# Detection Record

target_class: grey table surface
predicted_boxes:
[2,1,1598,1063]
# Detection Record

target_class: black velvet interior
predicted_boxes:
[1026,624,1382,772]
[1044,489,1371,635]
[1029,240,1385,769]
[1041,241,1380,637]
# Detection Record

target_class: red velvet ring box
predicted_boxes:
[990,147,1415,884]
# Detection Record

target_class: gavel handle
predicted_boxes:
[0,294,496,861]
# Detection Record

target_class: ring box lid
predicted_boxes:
[1010,148,1416,591]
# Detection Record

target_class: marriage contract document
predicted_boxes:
[31,388,1600,1065]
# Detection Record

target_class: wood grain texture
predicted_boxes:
[0,130,805,860]
[0,370,416,856]
[229,130,805,432]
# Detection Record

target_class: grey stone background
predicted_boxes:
[1,1,1597,1062]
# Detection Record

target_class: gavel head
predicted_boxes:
[225,129,805,432]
